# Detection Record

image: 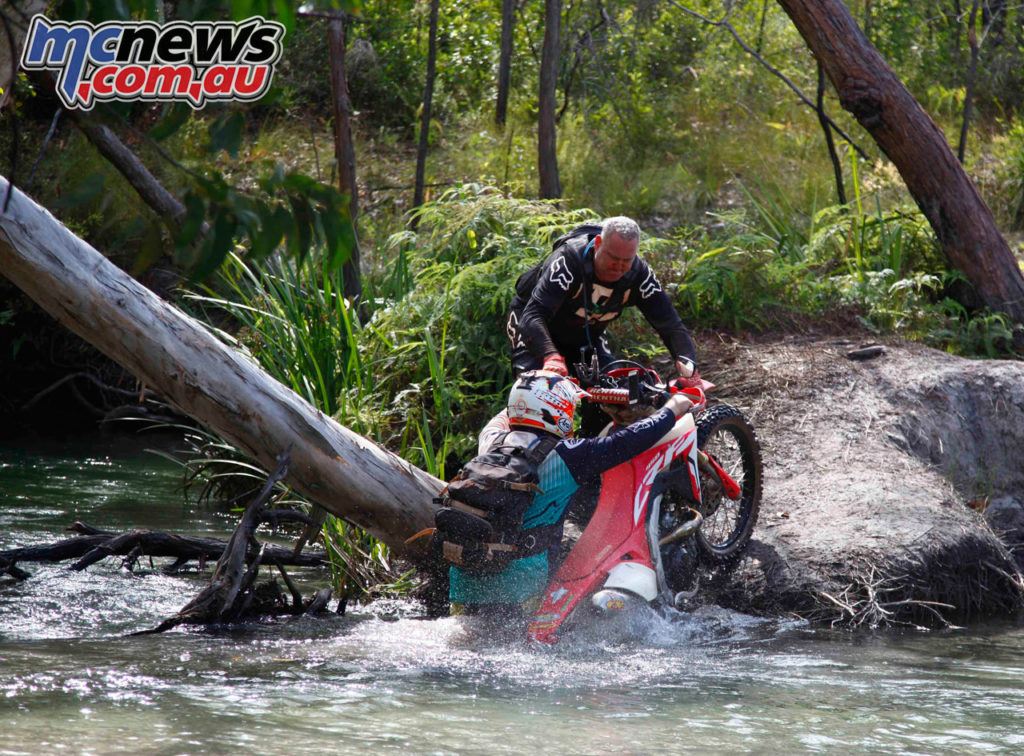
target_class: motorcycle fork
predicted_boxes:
[647,493,674,605]
[698,449,742,500]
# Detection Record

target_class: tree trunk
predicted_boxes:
[412,0,440,220]
[0,0,48,112]
[327,15,363,301]
[0,175,444,556]
[776,0,1024,327]
[538,0,562,199]
[496,0,516,125]
[68,111,189,236]
[957,0,981,163]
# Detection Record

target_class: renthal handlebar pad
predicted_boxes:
[586,383,668,407]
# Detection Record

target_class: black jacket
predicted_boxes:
[507,225,696,366]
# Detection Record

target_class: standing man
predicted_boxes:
[507,216,698,380]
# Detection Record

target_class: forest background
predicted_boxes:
[1,0,1023,600]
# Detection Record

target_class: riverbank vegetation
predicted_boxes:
[3,0,1023,605]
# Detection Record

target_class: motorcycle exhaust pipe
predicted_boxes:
[658,508,703,546]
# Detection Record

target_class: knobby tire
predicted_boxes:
[693,403,762,565]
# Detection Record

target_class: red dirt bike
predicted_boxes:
[527,361,763,644]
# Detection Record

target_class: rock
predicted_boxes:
[699,338,1024,628]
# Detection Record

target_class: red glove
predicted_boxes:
[542,354,568,376]
[674,370,702,390]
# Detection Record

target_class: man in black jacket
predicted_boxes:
[507,216,698,380]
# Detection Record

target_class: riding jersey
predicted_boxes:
[507,227,697,369]
[449,407,677,605]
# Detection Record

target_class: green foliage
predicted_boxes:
[182,249,394,597]
[989,119,1024,230]
[175,162,355,282]
[12,128,163,268]
[322,515,415,599]
[934,304,1022,358]
[367,186,594,469]
[655,207,825,332]
[187,251,365,417]
[149,423,282,508]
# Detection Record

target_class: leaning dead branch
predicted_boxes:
[133,450,336,635]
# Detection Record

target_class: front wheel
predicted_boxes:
[694,404,762,565]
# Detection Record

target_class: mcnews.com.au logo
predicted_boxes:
[20,15,285,110]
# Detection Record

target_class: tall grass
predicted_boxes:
[183,250,398,597]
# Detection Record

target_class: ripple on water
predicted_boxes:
[5,437,1024,753]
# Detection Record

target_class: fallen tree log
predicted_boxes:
[0,175,443,556]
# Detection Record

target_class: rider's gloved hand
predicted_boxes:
[664,393,694,419]
[542,353,568,376]
[673,357,702,390]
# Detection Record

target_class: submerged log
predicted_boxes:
[0,521,328,578]
[0,176,443,555]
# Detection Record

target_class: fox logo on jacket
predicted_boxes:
[639,270,663,300]
[549,256,574,292]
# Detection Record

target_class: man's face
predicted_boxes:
[592,232,638,282]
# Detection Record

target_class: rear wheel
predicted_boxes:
[694,404,762,565]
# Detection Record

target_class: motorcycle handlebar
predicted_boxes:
[573,372,708,414]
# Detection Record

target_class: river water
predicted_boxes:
[3,432,1024,754]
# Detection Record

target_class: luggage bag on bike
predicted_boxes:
[434,431,558,575]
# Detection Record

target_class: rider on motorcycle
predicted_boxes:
[506,216,699,381]
[449,370,692,616]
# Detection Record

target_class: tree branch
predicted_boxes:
[665,0,871,161]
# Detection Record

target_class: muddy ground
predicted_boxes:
[691,333,1024,628]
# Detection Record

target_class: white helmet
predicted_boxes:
[507,370,588,438]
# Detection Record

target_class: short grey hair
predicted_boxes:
[601,216,641,243]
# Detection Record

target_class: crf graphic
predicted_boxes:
[20,15,285,110]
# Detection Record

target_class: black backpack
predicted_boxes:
[433,431,559,575]
[512,222,602,300]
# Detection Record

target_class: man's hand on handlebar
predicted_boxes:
[674,357,702,390]
[542,353,568,376]
[675,357,695,379]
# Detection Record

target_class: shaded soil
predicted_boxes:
[692,334,1024,628]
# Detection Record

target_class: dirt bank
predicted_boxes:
[695,336,1024,628]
